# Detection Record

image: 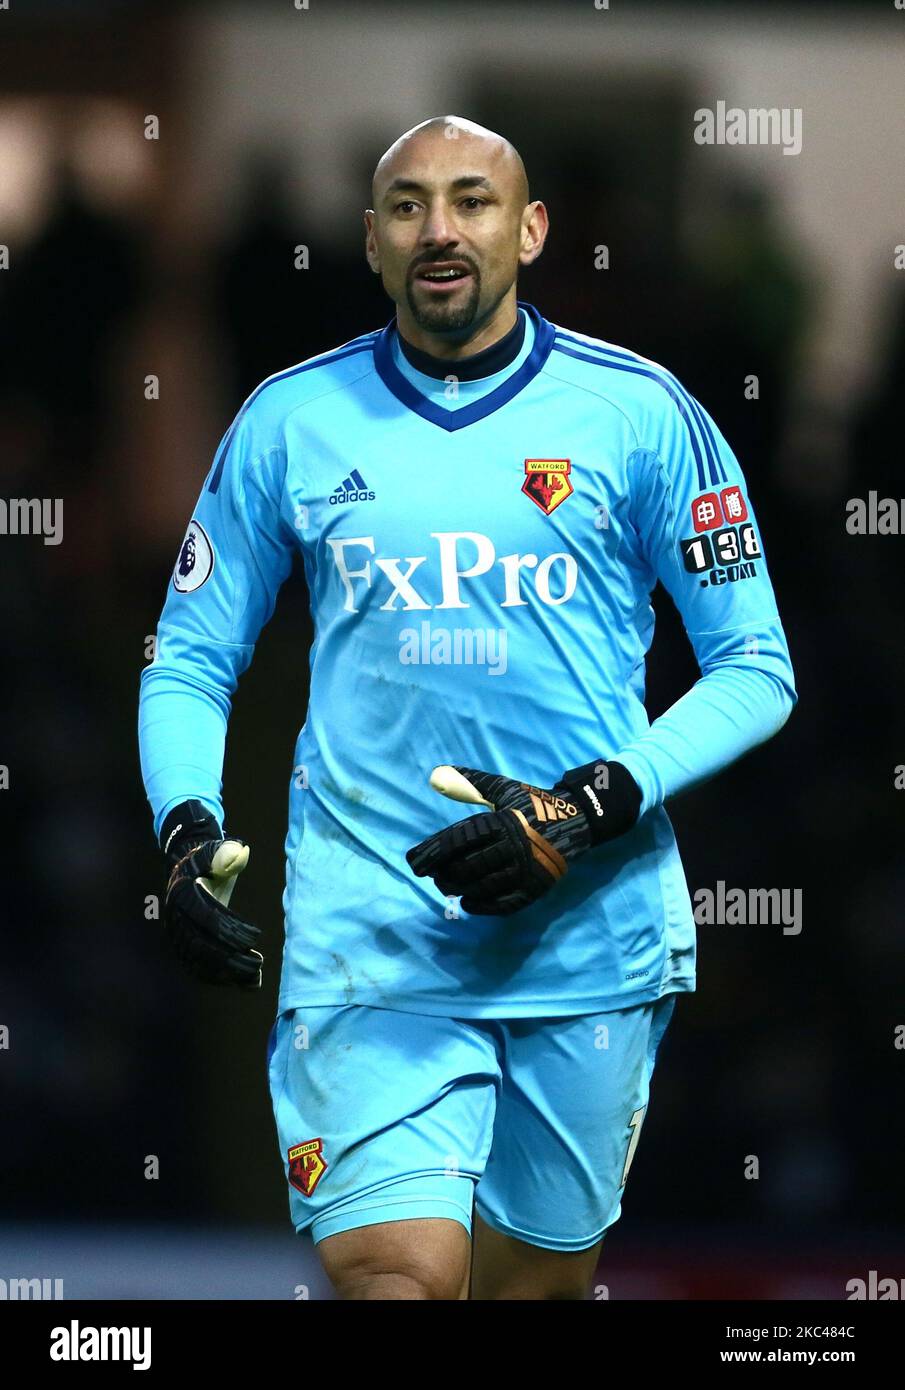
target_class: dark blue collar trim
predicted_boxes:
[373,301,555,431]
[397,308,526,380]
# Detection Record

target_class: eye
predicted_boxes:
[394,200,419,214]
[460,197,486,210]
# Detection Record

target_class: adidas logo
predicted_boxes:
[526,789,579,824]
[329,469,375,506]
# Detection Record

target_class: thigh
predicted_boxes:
[319,1216,472,1300]
[470,1211,603,1300]
[267,1003,502,1253]
[473,992,678,1275]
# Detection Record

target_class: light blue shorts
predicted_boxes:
[266,993,676,1252]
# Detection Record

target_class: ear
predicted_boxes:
[519,200,549,268]
[364,209,381,274]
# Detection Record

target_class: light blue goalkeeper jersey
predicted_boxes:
[139,302,796,1017]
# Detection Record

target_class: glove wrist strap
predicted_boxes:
[160,799,223,865]
[558,760,642,846]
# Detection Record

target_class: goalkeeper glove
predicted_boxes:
[405,761,641,917]
[159,799,263,988]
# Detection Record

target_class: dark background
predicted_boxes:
[1,0,903,1298]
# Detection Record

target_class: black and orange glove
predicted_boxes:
[405,762,641,917]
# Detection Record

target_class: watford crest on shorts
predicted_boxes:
[287,1138,328,1197]
[522,459,573,515]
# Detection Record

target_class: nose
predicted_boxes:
[419,200,457,249]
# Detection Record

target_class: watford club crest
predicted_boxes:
[522,459,573,515]
[287,1139,328,1197]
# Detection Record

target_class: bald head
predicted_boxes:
[372,116,529,208]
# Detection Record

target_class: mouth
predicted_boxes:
[412,261,474,293]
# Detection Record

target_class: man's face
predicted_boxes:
[365,129,542,340]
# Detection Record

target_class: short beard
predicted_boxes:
[405,272,482,337]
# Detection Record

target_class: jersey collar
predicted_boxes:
[373,300,555,431]
[397,306,526,380]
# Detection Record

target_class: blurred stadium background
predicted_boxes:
[1,0,904,1299]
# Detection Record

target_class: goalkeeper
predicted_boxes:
[139,115,796,1299]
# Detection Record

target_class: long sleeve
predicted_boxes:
[613,394,797,816]
[138,398,297,840]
